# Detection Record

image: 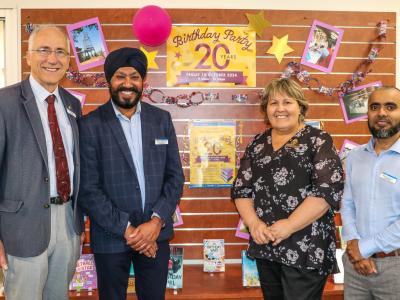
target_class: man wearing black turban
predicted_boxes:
[78,47,184,300]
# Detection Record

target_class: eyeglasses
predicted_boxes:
[30,48,69,58]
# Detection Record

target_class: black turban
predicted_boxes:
[104,47,148,82]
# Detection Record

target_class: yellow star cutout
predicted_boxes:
[246,11,271,38]
[140,47,159,70]
[266,35,294,63]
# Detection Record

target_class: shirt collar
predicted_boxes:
[29,75,61,103]
[364,136,400,154]
[111,100,141,121]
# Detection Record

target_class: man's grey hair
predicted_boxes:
[28,25,70,52]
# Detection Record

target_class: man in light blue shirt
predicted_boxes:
[341,86,400,299]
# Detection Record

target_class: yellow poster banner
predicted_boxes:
[167,26,256,87]
[189,121,236,188]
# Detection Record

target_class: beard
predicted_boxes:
[109,85,142,109]
[368,117,400,139]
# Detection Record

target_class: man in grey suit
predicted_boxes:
[0,25,84,300]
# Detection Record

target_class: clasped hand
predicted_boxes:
[124,218,162,258]
[249,218,294,246]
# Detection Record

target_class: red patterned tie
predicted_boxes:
[46,94,71,202]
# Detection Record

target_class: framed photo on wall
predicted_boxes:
[338,139,359,170]
[66,17,108,71]
[339,81,382,124]
[172,206,184,227]
[301,20,344,73]
[235,218,250,240]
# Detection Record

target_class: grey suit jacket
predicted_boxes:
[0,79,84,257]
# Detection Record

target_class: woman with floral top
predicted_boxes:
[231,78,344,300]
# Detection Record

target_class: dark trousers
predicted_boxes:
[94,241,170,300]
[256,259,328,300]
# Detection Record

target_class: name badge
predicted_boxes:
[66,108,76,118]
[155,138,168,145]
[380,172,397,184]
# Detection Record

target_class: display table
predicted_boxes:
[65,264,342,300]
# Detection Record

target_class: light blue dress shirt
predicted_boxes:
[341,137,400,258]
[112,101,146,210]
[29,76,74,198]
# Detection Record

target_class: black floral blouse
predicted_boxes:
[231,125,344,275]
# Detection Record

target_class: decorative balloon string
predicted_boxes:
[66,68,108,88]
[281,21,387,96]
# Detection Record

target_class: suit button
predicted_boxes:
[44,177,49,182]
[43,204,50,209]
[136,186,140,190]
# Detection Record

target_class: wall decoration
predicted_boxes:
[304,120,323,129]
[140,47,159,69]
[281,20,387,97]
[266,34,294,63]
[132,5,172,47]
[167,26,256,87]
[245,11,271,38]
[189,121,236,188]
[339,81,382,124]
[67,90,87,108]
[172,206,184,227]
[66,17,108,71]
[66,68,107,88]
[301,20,344,73]
[338,139,359,170]
[235,218,250,240]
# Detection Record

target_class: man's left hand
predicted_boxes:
[137,217,163,242]
[353,258,377,276]
[269,219,295,246]
[127,218,162,253]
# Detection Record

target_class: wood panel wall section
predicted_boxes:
[21,9,396,262]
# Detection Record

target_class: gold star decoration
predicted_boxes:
[246,11,271,38]
[266,35,294,64]
[140,47,159,70]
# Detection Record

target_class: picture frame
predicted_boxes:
[235,218,250,240]
[172,206,184,227]
[301,20,344,73]
[339,81,382,124]
[305,120,322,130]
[67,90,87,108]
[66,17,109,71]
[338,139,359,170]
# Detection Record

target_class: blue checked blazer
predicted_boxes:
[78,100,184,253]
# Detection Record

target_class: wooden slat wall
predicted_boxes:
[21,9,396,261]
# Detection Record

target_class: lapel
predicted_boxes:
[21,79,49,170]
[59,88,79,161]
[102,101,136,173]
[140,102,152,181]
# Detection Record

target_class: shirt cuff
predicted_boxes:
[358,237,380,258]
[341,225,361,243]
[126,221,131,229]
[151,212,165,228]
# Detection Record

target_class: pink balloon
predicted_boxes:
[132,5,172,47]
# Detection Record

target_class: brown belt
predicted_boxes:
[372,249,400,258]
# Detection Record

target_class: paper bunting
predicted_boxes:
[246,11,271,38]
[266,34,294,63]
